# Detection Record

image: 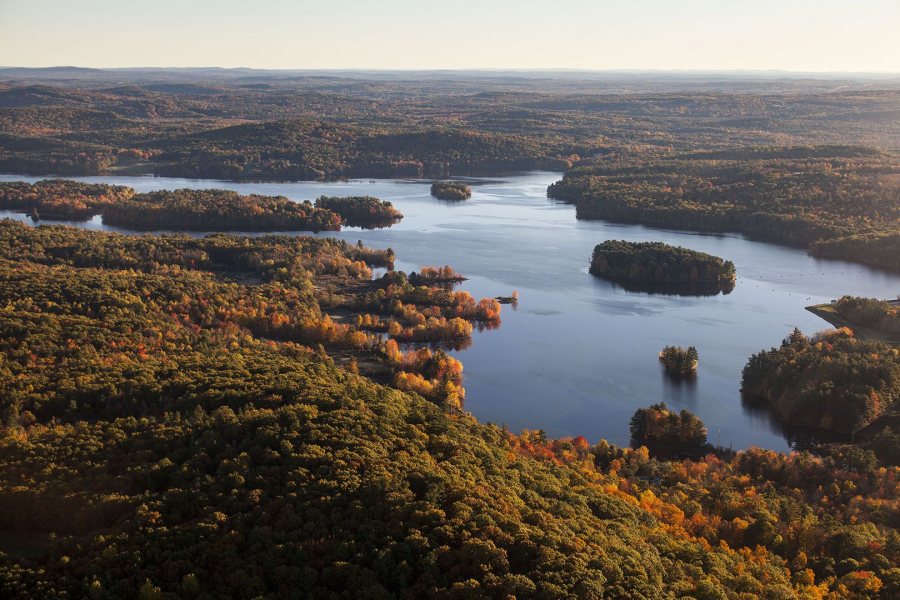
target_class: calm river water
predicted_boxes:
[3,171,899,451]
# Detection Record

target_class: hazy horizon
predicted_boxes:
[3,66,900,76]
[1,0,898,72]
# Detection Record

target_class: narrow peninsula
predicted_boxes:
[806,296,900,343]
[102,189,343,232]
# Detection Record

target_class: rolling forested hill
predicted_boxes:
[0,221,897,598]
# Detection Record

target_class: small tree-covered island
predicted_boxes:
[659,345,699,375]
[430,181,472,200]
[590,240,736,294]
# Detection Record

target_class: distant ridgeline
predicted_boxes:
[551,146,900,272]
[150,125,574,180]
[0,180,403,232]
[430,181,472,200]
[5,80,900,187]
[0,99,577,179]
[589,240,735,295]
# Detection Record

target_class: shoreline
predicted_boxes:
[805,301,900,344]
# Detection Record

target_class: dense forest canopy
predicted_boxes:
[101,188,343,232]
[0,219,508,414]
[810,232,900,273]
[149,123,574,180]
[314,195,403,227]
[1,220,899,597]
[742,327,900,435]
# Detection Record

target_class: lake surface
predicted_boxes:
[3,171,899,451]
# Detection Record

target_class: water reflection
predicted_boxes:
[601,278,736,297]
[739,393,856,452]
[399,338,473,352]
[355,219,402,230]
[661,369,699,408]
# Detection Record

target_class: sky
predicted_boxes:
[1,0,898,72]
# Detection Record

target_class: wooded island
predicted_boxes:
[430,181,472,200]
[590,240,736,294]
